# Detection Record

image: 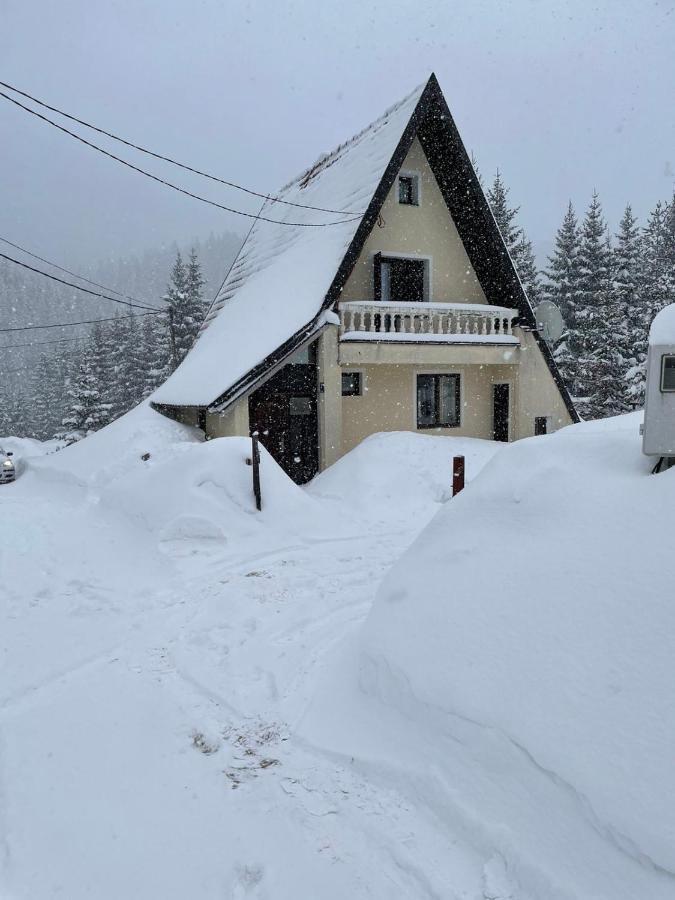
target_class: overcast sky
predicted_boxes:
[1,0,673,275]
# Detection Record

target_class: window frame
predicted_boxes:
[660,354,675,392]
[397,171,421,207]
[341,371,363,397]
[415,373,461,430]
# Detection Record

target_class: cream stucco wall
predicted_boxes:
[340,138,487,305]
[341,361,519,456]
[512,329,573,437]
[205,396,250,438]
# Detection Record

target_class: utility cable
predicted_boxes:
[0,310,161,334]
[0,252,161,311]
[0,90,362,228]
[0,235,154,306]
[0,335,81,350]
[0,79,363,217]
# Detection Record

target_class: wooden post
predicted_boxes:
[251,431,262,511]
[452,455,465,497]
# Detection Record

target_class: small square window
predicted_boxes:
[398,174,419,206]
[342,372,362,396]
[661,355,675,392]
[534,416,548,436]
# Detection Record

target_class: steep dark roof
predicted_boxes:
[153,75,578,423]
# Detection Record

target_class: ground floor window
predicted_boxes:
[342,372,362,396]
[534,416,548,435]
[416,374,460,428]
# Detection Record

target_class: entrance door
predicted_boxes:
[248,361,319,484]
[492,384,510,442]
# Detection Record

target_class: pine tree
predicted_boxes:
[614,205,647,410]
[575,191,613,417]
[60,349,112,443]
[162,248,207,367]
[487,171,541,304]
[487,171,520,250]
[140,312,171,398]
[543,202,583,395]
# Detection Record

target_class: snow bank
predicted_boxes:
[40,401,201,486]
[308,431,500,528]
[341,414,675,876]
[103,435,342,551]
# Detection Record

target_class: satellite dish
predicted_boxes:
[534,300,565,344]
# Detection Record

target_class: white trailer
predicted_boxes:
[642,304,675,469]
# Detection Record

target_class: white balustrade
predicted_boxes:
[338,301,518,341]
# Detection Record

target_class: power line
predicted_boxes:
[0,235,154,306]
[0,90,362,228]
[0,252,160,312]
[0,335,81,350]
[0,79,363,217]
[0,310,161,334]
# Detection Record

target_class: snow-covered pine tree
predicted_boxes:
[87,322,115,428]
[162,248,207,368]
[613,205,648,410]
[486,171,541,305]
[163,251,188,369]
[543,202,583,395]
[107,313,146,420]
[140,311,171,398]
[28,350,72,439]
[60,348,112,443]
[575,192,613,418]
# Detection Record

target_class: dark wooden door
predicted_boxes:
[492,384,510,442]
[248,363,319,484]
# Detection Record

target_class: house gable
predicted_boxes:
[340,137,488,305]
[153,74,578,426]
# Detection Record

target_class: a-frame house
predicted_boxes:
[153,74,578,483]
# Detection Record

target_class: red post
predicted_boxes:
[452,455,465,497]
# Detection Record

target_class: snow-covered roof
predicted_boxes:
[648,303,675,345]
[152,82,426,408]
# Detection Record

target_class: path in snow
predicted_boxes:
[0,429,499,899]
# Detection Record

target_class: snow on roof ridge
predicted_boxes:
[276,81,427,198]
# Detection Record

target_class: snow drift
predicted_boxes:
[303,412,675,898]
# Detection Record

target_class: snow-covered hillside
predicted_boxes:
[2,407,672,899]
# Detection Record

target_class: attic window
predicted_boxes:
[661,355,675,392]
[398,174,419,206]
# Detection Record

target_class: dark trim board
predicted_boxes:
[154,74,578,424]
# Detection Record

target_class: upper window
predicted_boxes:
[417,374,460,429]
[374,254,426,302]
[342,372,362,397]
[398,173,419,206]
[661,355,675,392]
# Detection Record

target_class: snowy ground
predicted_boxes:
[1,406,672,899]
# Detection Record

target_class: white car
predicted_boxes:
[0,448,16,484]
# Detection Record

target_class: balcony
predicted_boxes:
[337,301,521,367]
[338,301,519,344]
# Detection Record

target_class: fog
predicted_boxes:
[1,0,673,270]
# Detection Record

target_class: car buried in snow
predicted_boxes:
[0,449,16,484]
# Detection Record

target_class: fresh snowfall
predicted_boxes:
[1,404,674,899]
